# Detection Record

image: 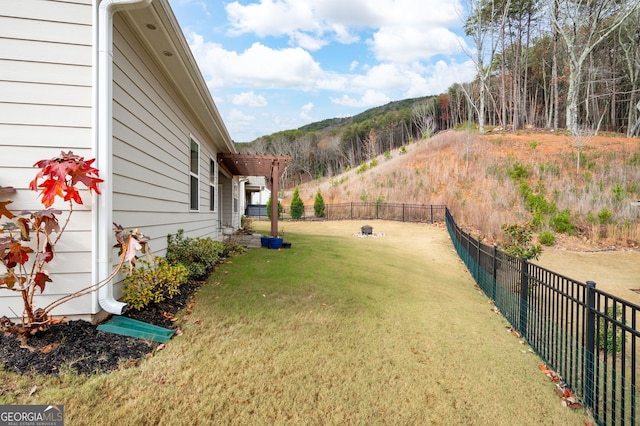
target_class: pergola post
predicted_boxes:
[270,160,280,237]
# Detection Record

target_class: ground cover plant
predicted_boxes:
[0,221,587,425]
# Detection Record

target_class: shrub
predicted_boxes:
[612,184,625,203]
[122,257,188,310]
[290,186,305,219]
[266,197,283,219]
[597,207,613,225]
[314,190,325,218]
[166,229,224,281]
[501,222,543,260]
[539,231,556,246]
[356,162,368,174]
[223,241,246,257]
[399,146,407,155]
[550,209,575,234]
[598,305,624,353]
[369,158,379,168]
[508,161,532,180]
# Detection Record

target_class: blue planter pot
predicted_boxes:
[268,237,283,249]
[260,237,269,248]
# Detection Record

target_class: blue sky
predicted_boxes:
[168,0,476,142]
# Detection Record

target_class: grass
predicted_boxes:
[0,221,587,425]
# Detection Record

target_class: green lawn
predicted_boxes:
[0,221,587,425]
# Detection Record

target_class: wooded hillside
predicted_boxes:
[238,0,640,188]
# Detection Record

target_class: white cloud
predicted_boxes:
[232,91,267,107]
[330,90,391,108]
[349,60,359,71]
[300,102,314,121]
[290,31,327,51]
[188,34,324,89]
[225,109,256,139]
[371,26,467,63]
[223,0,465,56]
[302,102,314,114]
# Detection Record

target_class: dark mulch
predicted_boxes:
[0,280,204,376]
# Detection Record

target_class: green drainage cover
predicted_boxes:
[97,316,175,343]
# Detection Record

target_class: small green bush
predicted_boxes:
[538,231,556,246]
[550,209,575,234]
[166,229,224,281]
[356,162,368,174]
[597,207,613,225]
[290,186,305,219]
[266,197,283,220]
[598,305,624,353]
[508,161,532,180]
[123,257,188,310]
[369,158,378,168]
[314,190,325,218]
[612,184,625,202]
[501,222,543,260]
[399,146,407,155]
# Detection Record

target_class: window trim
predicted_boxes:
[209,157,216,212]
[189,137,200,212]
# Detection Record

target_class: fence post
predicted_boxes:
[519,257,529,336]
[584,280,597,412]
[402,204,405,222]
[430,205,433,223]
[492,245,498,300]
[350,202,353,220]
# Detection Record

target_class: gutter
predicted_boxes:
[95,0,152,315]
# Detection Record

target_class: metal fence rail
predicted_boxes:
[446,208,639,426]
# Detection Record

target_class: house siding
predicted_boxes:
[110,15,220,261]
[0,0,94,318]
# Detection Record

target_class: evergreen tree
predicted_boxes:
[290,186,304,219]
[314,190,325,218]
[266,196,282,220]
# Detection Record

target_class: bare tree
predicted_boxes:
[412,100,438,139]
[549,0,640,135]
[461,0,508,133]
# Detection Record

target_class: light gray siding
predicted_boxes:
[110,15,220,262]
[0,0,93,318]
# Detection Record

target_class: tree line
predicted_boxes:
[238,0,640,186]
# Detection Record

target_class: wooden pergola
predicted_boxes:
[217,153,291,237]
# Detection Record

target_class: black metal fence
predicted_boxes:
[250,202,447,223]
[250,202,639,424]
[446,208,639,426]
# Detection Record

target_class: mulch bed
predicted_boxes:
[0,280,204,376]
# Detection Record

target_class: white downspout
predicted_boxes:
[95,0,152,314]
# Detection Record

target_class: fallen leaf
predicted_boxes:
[156,343,166,351]
[20,344,36,352]
[174,328,183,337]
[28,385,37,397]
[40,343,59,354]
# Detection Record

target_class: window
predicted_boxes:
[233,181,238,213]
[190,139,199,211]
[209,158,216,211]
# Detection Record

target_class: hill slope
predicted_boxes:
[281,130,640,250]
